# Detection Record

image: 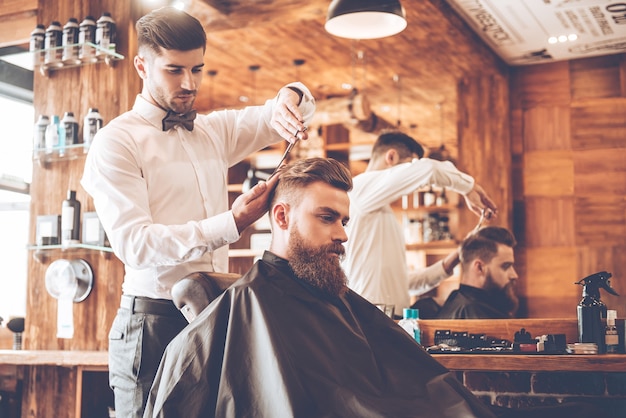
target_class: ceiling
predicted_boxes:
[185,0,503,163]
[183,0,625,164]
[1,0,623,165]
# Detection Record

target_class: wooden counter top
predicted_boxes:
[1,349,624,373]
[0,350,108,369]
[432,353,626,372]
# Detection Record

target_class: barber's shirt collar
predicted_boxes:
[133,95,195,132]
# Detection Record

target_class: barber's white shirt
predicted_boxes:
[81,84,315,299]
[343,158,474,310]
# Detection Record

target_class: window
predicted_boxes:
[0,94,33,322]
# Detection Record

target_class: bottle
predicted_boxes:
[413,309,421,344]
[398,308,421,344]
[78,15,97,62]
[576,271,618,354]
[439,215,452,241]
[45,115,61,155]
[423,186,436,207]
[44,21,63,68]
[62,18,80,64]
[404,218,422,245]
[61,111,79,148]
[29,24,46,68]
[436,187,448,206]
[83,108,103,150]
[61,190,81,248]
[605,310,619,354]
[95,12,116,57]
[33,114,49,153]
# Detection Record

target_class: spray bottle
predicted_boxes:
[575,271,618,353]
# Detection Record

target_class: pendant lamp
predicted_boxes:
[325,0,407,40]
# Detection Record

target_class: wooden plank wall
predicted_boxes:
[20,0,152,416]
[457,74,512,233]
[510,54,626,318]
[26,0,146,351]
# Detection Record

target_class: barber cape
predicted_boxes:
[144,251,496,418]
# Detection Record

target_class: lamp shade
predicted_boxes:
[325,0,407,40]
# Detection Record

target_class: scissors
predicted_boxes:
[472,208,490,234]
[268,126,307,179]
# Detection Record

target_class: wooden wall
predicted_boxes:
[510,54,626,318]
[25,0,147,351]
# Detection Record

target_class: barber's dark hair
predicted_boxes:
[460,226,516,266]
[271,158,352,207]
[136,7,207,55]
[371,130,425,160]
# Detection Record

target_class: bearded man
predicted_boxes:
[436,226,520,319]
[144,157,497,418]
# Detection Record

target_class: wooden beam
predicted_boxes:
[0,0,37,16]
[0,10,37,48]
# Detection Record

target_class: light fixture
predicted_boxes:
[325,0,407,40]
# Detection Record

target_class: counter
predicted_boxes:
[421,319,626,417]
[432,353,626,372]
[0,349,107,369]
[0,350,111,418]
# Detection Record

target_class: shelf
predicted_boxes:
[28,243,114,263]
[1,42,124,76]
[405,240,458,253]
[34,143,89,165]
[401,204,458,216]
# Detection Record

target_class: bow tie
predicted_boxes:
[162,110,197,131]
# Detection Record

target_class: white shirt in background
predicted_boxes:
[343,158,474,311]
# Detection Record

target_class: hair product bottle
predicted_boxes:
[61,190,81,248]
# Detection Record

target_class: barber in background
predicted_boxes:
[81,7,314,417]
[436,226,519,319]
[343,131,498,315]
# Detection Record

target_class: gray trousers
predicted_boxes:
[108,305,187,418]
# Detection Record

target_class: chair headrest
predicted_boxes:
[171,271,241,322]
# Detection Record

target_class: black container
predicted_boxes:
[577,290,605,353]
[78,15,97,62]
[61,190,81,248]
[62,17,80,64]
[44,21,63,67]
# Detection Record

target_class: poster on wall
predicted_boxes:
[447,0,626,65]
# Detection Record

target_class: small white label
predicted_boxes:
[61,206,75,230]
[85,217,100,242]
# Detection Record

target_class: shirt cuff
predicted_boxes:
[199,211,241,250]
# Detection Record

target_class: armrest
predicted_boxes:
[171,271,241,322]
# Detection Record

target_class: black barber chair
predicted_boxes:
[171,271,241,322]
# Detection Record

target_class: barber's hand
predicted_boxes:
[232,171,281,233]
[463,183,498,219]
[271,87,309,143]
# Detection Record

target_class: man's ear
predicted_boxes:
[134,55,148,80]
[271,202,290,230]
[384,149,399,167]
[474,259,485,274]
[473,259,490,287]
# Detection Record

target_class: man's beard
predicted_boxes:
[287,228,348,297]
[486,273,519,317]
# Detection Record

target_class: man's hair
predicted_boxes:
[460,226,517,266]
[371,130,425,160]
[270,158,352,208]
[136,7,207,55]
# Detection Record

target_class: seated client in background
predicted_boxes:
[436,226,519,319]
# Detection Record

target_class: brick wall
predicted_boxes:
[459,370,626,418]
